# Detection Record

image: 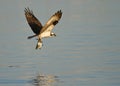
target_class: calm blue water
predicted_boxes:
[0,0,120,86]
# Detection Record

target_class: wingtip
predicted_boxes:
[60,10,62,12]
[59,10,62,13]
[57,10,62,18]
[24,7,34,15]
[24,8,27,13]
[24,7,29,13]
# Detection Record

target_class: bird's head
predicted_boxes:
[51,32,56,37]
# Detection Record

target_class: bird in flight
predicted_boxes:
[24,8,62,49]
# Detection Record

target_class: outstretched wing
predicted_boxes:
[40,10,62,33]
[24,8,42,35]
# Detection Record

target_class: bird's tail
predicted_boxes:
[36,38,43,49]
[27,34,37,39]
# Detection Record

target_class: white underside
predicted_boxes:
[39,25,54,38]
[40,31,51,38]
[36,25,55,49]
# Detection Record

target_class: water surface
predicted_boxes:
[0,0,120,86]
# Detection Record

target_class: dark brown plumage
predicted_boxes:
[24,8,42,35]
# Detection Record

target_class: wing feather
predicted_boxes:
[24,8,42,35]
[40,10,62,34]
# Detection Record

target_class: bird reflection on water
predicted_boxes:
[31,74,59,86]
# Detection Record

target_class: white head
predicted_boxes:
[51,32,56,37]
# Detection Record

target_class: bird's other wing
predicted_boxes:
[40,10,62,33]
[24,8,43,35]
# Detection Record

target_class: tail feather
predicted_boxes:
[27,34,37,39]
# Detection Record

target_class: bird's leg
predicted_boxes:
[35,38,43,49]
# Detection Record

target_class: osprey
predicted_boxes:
[24,8,62,49]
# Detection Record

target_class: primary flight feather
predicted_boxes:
[24,8,62,49]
